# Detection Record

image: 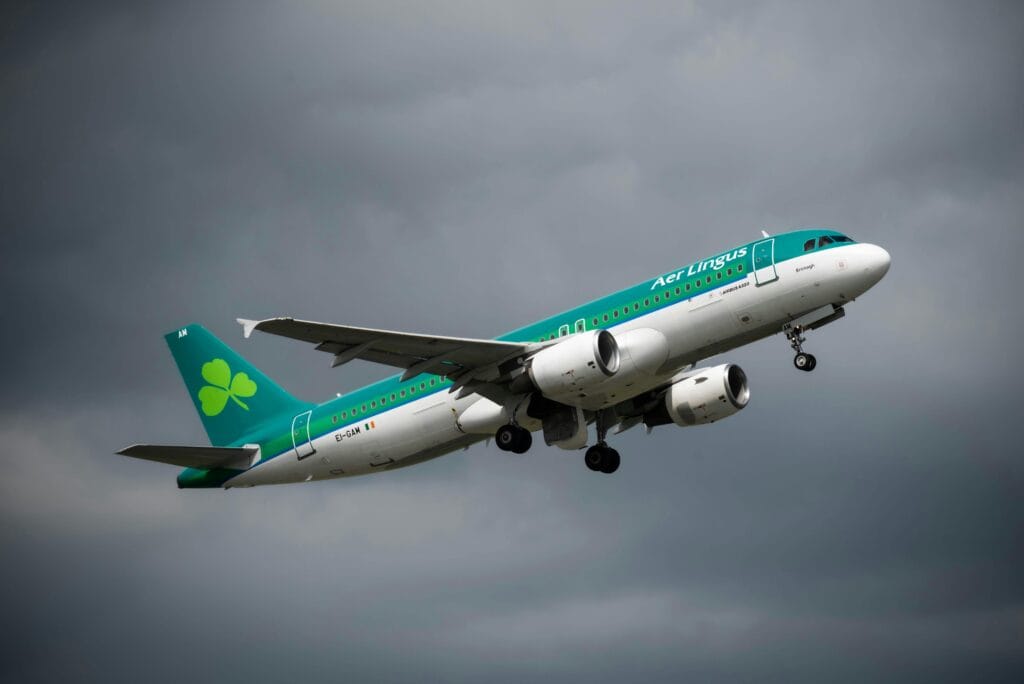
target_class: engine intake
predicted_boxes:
[526,330,619,405]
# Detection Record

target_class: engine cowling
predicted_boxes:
[526,329,620,404]
[656,363,750,427]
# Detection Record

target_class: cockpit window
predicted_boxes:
[818,235,834,247]
[830,235,852,243]
[803,239,815,252]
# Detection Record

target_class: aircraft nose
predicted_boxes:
[864,243,891,278]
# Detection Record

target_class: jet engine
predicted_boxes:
[645,364,750,427]
[525,329,620,404]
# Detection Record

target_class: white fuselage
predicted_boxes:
[227,242,890,487]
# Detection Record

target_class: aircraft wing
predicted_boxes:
[117,444,257,470]
[238,317,539,388]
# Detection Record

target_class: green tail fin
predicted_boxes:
[164,323,310,446]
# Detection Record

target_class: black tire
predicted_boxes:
[794,353,811,371]
[495,425,518,451]
[512,428,532,454]
[805,354,817,371]
[584,446,605,471]
[600,448,620,474]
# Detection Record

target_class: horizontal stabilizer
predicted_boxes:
[116,444,257,470]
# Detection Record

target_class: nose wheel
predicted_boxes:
[785,324,818,372]
[793,352,817,371]
[495,424,532,454]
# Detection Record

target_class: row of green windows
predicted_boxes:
[536,262,745,341]
[330,375,447,424]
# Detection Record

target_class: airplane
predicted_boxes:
[118,228,890,487]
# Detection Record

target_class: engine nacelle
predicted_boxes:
[527,329,620,404]
[656,364,750,427]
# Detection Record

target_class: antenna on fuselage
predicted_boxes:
[760,229,770,238]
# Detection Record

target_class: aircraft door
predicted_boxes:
[291,410,316,460]
[753,239,779,285]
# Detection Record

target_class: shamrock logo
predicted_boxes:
[197,358,258,416]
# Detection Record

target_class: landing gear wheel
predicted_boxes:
[512,429,532,454]
[599,448,620,474]
[584,444,620,474]
[794,352,817,372]
[496,425,518,452]
[496,425,532,453]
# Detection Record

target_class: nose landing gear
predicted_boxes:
[785,324,817,372]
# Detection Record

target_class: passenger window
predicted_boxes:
[685,283,691,291]
[727,268,733,276]
[695,280,701,288]
[804,239,815,251]
[592,318,599,326]
[705,276,712,284]
[613,310,619,318]
[602,314,609,322]
[818,236,834,247]
[644,298,650,306]
[633,303,640,311]
[674,287,681,295]
[737,263,744,271]
[654,295,660,303]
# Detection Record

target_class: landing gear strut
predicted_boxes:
[584,410,620,474]
[495,424,532,454]
[784,324,817,372]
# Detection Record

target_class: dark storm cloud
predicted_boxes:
[2,1,1023,682]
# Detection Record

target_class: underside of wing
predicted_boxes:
[116,444,256,470]
[238,317,537,385]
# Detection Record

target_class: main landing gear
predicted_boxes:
[785,324,817,372]
[585,410,620,474]
[495,424,532,454]
[585,444,620,474]
[495,411,623,474]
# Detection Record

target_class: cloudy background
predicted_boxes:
[2,1,1022,681]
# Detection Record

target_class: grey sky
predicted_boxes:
[2,1,1022,682]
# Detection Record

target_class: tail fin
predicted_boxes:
[164,323,310,446]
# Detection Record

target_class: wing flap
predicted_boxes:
[117,444,257,470]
